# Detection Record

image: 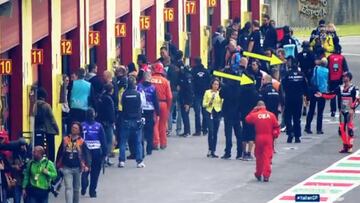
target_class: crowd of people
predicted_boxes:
[0,15,357,202]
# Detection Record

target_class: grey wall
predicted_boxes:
[267,0,360,27]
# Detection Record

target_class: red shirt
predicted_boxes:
[245,107,280,140]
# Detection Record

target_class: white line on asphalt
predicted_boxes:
[343,53,360,56]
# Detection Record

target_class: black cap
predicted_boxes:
[319,19,326,25]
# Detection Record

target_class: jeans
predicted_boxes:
[103,122,114,156]
[329,80,341,113]
[14,185,22,203]
[180,104,191,134]
[27,195,48,203]
[143,110,155,155]
[168,91,182,134]
[63,167,81,203]
[285,98,303,138]
[223,115,242,156]
[193,96,208,134]
[305,95,326,131]
[119,119,143,163]
[205,110,221,152]
[81,149,102,196]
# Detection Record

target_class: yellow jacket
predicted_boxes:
[202,89,223,113]
[310,34,334,57]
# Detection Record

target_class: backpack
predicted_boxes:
[311,65,329,93]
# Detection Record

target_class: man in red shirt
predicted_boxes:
[246,101,280,182]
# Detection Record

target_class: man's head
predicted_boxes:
[160,47,169,58]
[77,68,86,79]
[240,57,248,69]
[302,41,311,51]
[87,64,98,73]
[86,107,96,122]
[115,65,127,78]
[33,146,45,161]
[232,17,241,30]
[228,39,237,52]
[176,50,184,61]
[143,71,152,82]
[263,14,270,26]
[104,83,114,95]
[127,76,137,89]
[137,54,147,66]
[257,100,266,107]
[262,74,272,85]
[343,72,353,84]
[318,19,326,27]
[37,87,48,100]
[217,25,226,36]
[230,29,238,41]
[270,20,276,27]
[252,20,260,30]
[194,57,202,67]
[334,45,342,54]
[103,70,113,83]
[251,59,260,72]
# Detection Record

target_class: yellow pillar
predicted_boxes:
[51,0,62,151]
[156,0,165,58]
[178,0,186,53]
[21,0,33,132]
[220,0,230,26]
[79,0,89,67]
[106,0,116,70]
[199,0,209,67]
[131,0,141,63]
[241,0,250,26]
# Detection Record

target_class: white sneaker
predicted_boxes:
[280,126,286,132]
[118,161,125,168]
[137,162,146,168]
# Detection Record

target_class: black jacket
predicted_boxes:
[121,88,142,120]
[246,68,263,91]
[259,83,280,115]
[261,25,278,50]
[178,67,193,106]
[192,64,211,97]
[297,50,316,81]
[238,84,260,119]
[281,69,308,101]
[220,73,241,118]
[97,93,115,124]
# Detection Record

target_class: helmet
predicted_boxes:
[152,62,165,75]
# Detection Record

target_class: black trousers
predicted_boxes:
[223,115,242,156]
[143,110,155,155]
[204,110,221,152]
[181,105,191,134]
[305,95,326,132]
[284,98,303,138]
[34,132,55,162]
[329,80,341,113]
[81,149,102,196]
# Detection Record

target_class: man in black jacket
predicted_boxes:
[192,57,211,136]
[260,15,278,51]
[281,61,308,143]
[220,67,242,159]
[97,83,115,166]
[178,62,193,137]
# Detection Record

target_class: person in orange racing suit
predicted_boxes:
[246,101,280,182]
[151,63,173,149]
[315,72,359,153]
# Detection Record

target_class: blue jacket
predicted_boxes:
[311,65,329,93]
[70,79,91,110]
[82,121,107,154]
